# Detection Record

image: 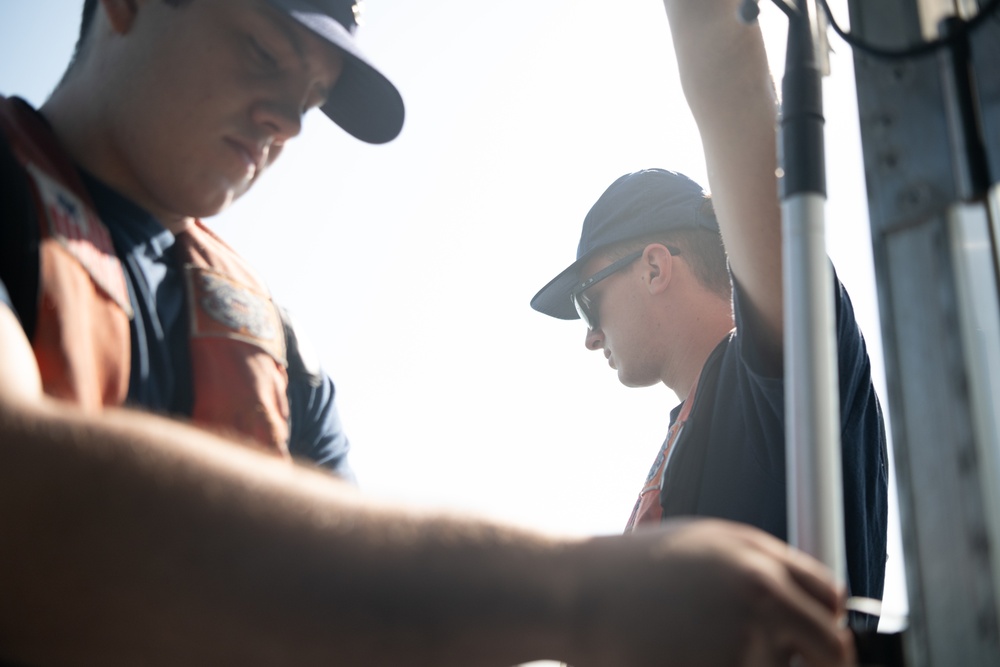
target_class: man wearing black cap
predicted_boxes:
[532,0,888,615]
[0,0,406,475]
[0,1,859,664]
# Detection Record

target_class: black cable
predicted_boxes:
[801,0,1000,60]
[740,0,797,23]
[772,0,798,20]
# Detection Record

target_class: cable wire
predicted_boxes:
[798,0,1000,59]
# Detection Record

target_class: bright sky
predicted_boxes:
[0,0,907,638]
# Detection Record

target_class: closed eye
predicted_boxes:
[248,36,279,69]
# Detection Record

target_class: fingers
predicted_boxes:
[772,543,847,616]
[747,550,854,666]
[704,521,853,666]
[766,582,854,667]
[734,521,847,614]
[629,519,853,666]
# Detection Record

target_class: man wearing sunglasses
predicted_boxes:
[531,0,888,619]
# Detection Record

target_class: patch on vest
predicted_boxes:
[185,265,287,366]
[26,162,134,318]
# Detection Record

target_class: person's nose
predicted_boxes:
[251,96,304,143]
[585,327,604,351]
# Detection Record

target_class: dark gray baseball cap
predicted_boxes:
[267,0,404,144]
[530,169,718,320]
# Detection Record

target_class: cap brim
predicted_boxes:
[530,256,591,321]
[322,47,405,144]
[277,3,405,144]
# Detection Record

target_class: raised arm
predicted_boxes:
[663,0,784,348]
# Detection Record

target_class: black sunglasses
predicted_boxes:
[571,246,681,330]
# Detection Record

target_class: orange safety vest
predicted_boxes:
[0,96,291,456]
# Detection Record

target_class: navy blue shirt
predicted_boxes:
[659,274,888,608]
[0,100,354,478]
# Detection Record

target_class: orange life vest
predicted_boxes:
[0,96,291,456]
[174,222,291,454]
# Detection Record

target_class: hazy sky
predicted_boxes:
[0,0,907,632]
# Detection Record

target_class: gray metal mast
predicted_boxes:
[780,0,849,592]
[847,0,1000,663]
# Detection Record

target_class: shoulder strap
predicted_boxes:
[174,220,291,456]
[0,96,131,409]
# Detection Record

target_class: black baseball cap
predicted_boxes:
[530,169,718,320]
[267,0,404,144]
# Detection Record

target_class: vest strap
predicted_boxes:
[0,96,131,409]
[174,221,291,456]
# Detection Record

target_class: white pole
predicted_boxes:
[783,191,846,586]
[780,0,847,587]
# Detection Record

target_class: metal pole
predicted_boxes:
[780,0,847,587]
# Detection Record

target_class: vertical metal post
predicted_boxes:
[781,0,848,588]
[848,0,1000,662]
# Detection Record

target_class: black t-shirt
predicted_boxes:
[659,274,888,606]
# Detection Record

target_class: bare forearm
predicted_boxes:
[0,307,853,666]
[0,399,573,666]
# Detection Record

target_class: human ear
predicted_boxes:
[644,244,674,295]
[100,0,141,35]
